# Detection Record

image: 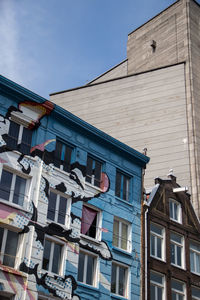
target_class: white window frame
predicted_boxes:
[150,223,165,261]
[77,249,98,287]
[111,261,129,298]
[171,279,185,300]
[192,286,200,300]
[150,271,165,300]
[190,241,200,275]
[169,198,182,223]
[42,236,65,276]
[81,204,102,241]
[113,217,131,252]
[47,189,71,228]
[0,168,30,209]
[170,232,185,269]
[0,226,24,269]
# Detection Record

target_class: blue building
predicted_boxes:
[0,75,149,300]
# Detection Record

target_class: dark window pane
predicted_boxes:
[85,214,97,239]
[157,287,163,299]
[58,196,67,224]
[77,252,85,282]
[42,240,51,271]
[123,176,128,201]
[0,170,12,201]
[94,161,101,187]
[3,230,18,267]
[171,243,175,264]
[63,146,72,172]
[52,243,62,274]
[0,227,4,250]
[86,255,94,285]
[157,238,162,258]
[111,264,116,294]
[54,141,62,168]
[119,266,126,296]
[47,192,57,221]
[177,246,182,266]
[20,127,32,154]
[6,121,20,150]
[86,156,93,184]
[150,235,155,256]
[150,285,155,300]
[13,175,26,206]
[115,172,121,198]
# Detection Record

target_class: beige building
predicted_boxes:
[50,0,200,217]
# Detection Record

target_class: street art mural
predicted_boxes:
[0,100,111,299]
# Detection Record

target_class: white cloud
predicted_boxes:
[0,0,22,81]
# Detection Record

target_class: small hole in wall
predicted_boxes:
[150,40,156,53]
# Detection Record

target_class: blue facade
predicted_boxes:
[0,75,149,300]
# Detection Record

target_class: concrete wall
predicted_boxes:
[51,63,190,191]
[127,0,188,75]
[88,60,128,84]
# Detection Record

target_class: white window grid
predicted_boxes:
[169,198,182,223]
[81,203,102,241]
[47,189,71,228]
[170,232,184,268]
[0,226,24,269]
[0,167,30,209]
[191,286,200,300]
[190,241,200,275]
[42,236,65,276]
[150,271,165,300]
[111,261,129,298]
[78,249,98,287]
[150,223,165,261]
[171,279,185,300]
[113,217,131,252]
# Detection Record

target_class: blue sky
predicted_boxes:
[0,0,178,98]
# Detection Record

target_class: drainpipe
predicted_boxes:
[144,205,148,300]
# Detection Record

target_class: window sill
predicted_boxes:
[170,218,182,224]
[112,246,132,257]
[115,196,133,207]
[0,263,28,278]
[171,263,185,270]
[0,198,29,214]
[111,293,128,300]
[150,255,165,263]
[78,281,99,292]
[81,234,101,245]
[191,270,200,276]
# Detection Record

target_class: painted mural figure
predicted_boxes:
[0,101,111,300]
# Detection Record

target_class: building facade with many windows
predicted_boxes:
[0,75,149,300]
[142,174,200,300]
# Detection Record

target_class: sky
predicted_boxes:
[0,0,180,99]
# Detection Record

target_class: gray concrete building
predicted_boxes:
[50,0,200,217]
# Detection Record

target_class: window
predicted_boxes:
[192,286,200,300]
[0,169,27,207]
[54,140,74,172]
[170,232,184,268]
[171,279,185,300]
[190,241,200,275]
[6,120,32,155]
[81,205,101,240]
[150,271,165,300]
[47,191,71,226]
[86,156,102,188]
[115,171,131,201]
[77,250,97,286]
[0,227,19,268]
[42,238,63,275]
[113,217,131,252]
[169,199,181,223]
[150,223,165,260]
[111,262,128,298]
